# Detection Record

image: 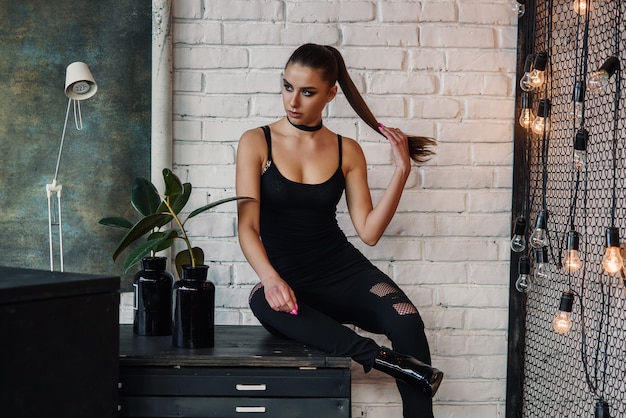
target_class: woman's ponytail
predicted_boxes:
[323,45,436,164]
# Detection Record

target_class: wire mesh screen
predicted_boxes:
[511,1,626,417]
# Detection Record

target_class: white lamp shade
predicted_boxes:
[64,62,97,100]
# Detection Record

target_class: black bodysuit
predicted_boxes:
[248,126,434,417]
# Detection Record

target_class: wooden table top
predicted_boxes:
[119,324,351,368]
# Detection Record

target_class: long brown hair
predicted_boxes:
[286,43,436,163]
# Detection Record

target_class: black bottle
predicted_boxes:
[133,257,173,336]
[172,265,215,348]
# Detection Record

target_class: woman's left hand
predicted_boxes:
[378,123,411,172]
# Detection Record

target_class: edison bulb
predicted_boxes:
[573,129,588,169]
[573,0,589,15]
[553,311,573,334]
[515,257,532,293]
[553,292,574,334]
[563,249,583,272]
[518,92,533,130]
[602,227,623,275]
[569,101,583,126]
[587,56,619,95]
[563,230,583,272]
[573,149,586,169]
[511,0,525,16]
[531,115,551,136]
[531,99,551,137]
[602,247,623,275]
[535,248,552,282]
[588,71,612,94]
[520,72,534,92]
[519,108,534,129]
[530,211,549,249]
[510,217,527,253]
[511,234,527,253]
[515,273,532,293]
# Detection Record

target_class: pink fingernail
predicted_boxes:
[289,303,299,315]
[378,123,385,130]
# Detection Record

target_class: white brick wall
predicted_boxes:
[168,1,517,416]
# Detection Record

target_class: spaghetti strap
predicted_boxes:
[337,135,342,168]
[261,126,272,162]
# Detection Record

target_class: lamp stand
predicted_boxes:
[46,98,74,272]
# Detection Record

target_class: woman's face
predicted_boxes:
[281,63,337,126]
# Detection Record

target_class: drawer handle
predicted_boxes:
[236,384,267,391]
[236,406,266,413]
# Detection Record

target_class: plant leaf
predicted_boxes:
[187,196,254,219]
[112,213,173,261]
[163,168,183,197]
[148,229,179,252]
[98,217,134,229]
[169,183,192,215]
[122,234,173,272]
[174,247,204,278]
[131,177,161,216]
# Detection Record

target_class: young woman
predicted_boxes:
[236,43,442,417]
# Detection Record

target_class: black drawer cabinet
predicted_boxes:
[119,325,351,418]
[0,267,120,418]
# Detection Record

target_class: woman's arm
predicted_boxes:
[344,125,411,246]
[236,129,297,314]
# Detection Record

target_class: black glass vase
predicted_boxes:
[172,265,215,348]
[133,257,173,336]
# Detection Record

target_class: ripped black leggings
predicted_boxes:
[249,268,434,418]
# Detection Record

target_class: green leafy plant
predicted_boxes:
[99,168,251,277]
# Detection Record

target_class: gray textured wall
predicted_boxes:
[0,0,151,289]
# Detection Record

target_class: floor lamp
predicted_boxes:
[46,62,98,272]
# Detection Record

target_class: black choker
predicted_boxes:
[286,116,323,132]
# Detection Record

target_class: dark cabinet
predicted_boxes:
[119,325,351,418]
[0,266,120,418]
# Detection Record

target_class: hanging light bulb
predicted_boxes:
[573,128,588,169]
[602,227,623,275]
[511,217,527,252]
[519,53,548,92]
[530,210,549,248]
[518,92,534,129]
[531,99,551,136]
[562,230,583,272]
[519,55,535,92]
[552,291,574,334]
[534,247,553,282]
[515,256,532,293]
[587,56,620,95]
[569,81,585,126]
[529,52,548,89]
[573,0,590,15]
[511,0,525,16]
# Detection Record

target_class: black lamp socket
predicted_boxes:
[572,81,585,103]
[536,99,551,118]
[573,129,588,152]
[513,217,526,235]
[594,399,610,418]
[518,256,530,275]
[535,247,548,264]
[521,92,531,109]
[534,210,548,229]
[566,230,580,251]
[605,227,620,248]
[558,291,574,313]
[598,56,620,77]
[533,52,548,72]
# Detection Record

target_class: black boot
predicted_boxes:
[373,346,444,397]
